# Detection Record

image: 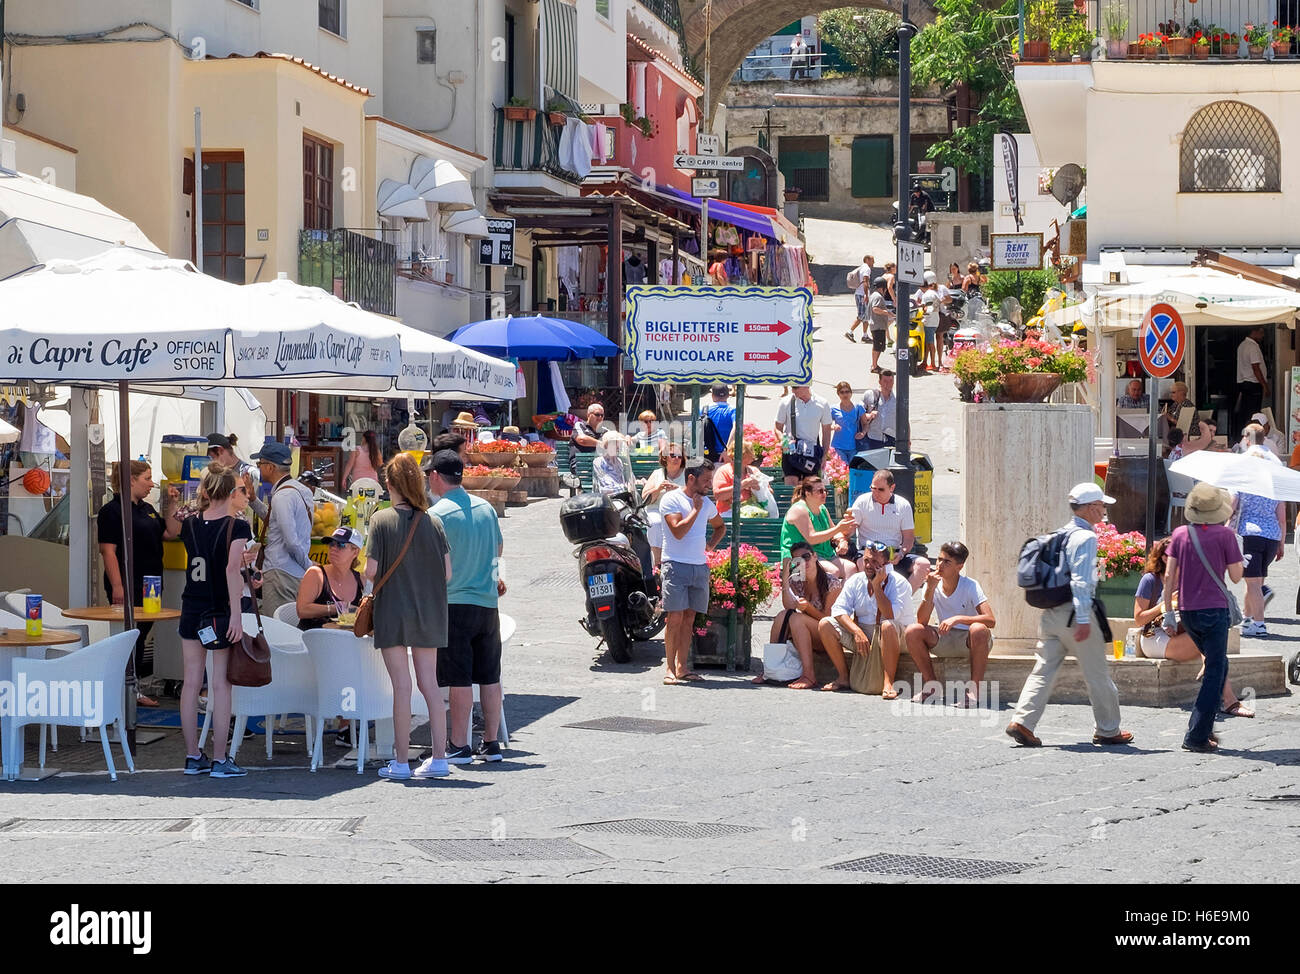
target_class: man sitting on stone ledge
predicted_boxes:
[903,541,995,707]
[817,542,914,695]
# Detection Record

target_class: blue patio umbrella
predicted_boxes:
[447,315,619,361]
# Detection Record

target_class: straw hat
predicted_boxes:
[1184,482,1233,525]
[450,411,478,429]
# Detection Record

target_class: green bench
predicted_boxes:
[719,518,785,566]
[552,441,595,495]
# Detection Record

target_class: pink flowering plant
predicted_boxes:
[1094,522,1146,579]
[693,544,778,633]
[953,338,1093,398]
[741,423,784,468]
[821,451,849,494]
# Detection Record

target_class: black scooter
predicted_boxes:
[560,489,665,663]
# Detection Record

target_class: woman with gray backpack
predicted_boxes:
[1161,483,1245,754]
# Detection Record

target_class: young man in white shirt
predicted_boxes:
[845,254,874,343]
[774,385,833,485]
[817,541,914,695]
[848,468,930,592]
[866,280,893,374]
[904,541,996,707]
[1235,326,1268,434]
[660,458,726,685]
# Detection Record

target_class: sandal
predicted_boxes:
[663,675,685,685]
[881,687,900,700]
[677,671,704,682]
[1219,701,1255,718]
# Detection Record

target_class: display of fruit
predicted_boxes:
[312,501,341,537]
[473,441,519,453]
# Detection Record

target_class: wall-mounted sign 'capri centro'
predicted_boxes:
[990,232,1044,271]
[623,285,814,385]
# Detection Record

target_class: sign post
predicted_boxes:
[478,218,516,266]
[625,284,814,667]
[1138,302,1186,553]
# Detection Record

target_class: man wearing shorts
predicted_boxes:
[849,468,930,592]
[818,542,914,694]
[660,458,726,684]
[867,280,893,374]
[904,541,995,707]
[1234,476,1285,637]
[426,450,509,762]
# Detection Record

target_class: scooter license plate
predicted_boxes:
[588,573,615,600]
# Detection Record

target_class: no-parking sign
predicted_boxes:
[1138,303,1185,378]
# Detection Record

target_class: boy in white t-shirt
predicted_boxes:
[903,541,995,707]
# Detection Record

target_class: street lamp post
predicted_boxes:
[893,3,917,504]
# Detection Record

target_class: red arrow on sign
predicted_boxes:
[745,349,791,364]
[744,320,792,336]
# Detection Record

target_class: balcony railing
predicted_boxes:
[1071,0,1297,48]
[298,228,397,317]
[634,0,684,33]
[493,107,582,185]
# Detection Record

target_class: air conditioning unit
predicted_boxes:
[1193,149,1265,191]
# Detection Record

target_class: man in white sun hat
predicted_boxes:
[1006,482,1132,748]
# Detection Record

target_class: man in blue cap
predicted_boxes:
[248,441,315,615]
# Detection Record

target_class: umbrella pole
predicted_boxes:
[118,380,138,748]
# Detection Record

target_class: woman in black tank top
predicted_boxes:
[295,527,363,629]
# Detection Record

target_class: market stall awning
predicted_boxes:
[0,170,162,279]
[654,184,781,239]
[448,314,619,361]
[725,200,801,243]
[1083,266,1300,332]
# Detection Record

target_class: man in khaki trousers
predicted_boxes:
[1006,483,1133,747]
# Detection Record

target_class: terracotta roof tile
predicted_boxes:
[210,51,371,96]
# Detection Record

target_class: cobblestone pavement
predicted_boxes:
[0,224,1297,884]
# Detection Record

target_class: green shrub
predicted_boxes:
[985,268,1059,315]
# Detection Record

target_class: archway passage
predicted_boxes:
[677,0,936,117]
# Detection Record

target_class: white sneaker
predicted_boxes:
[412,757,450,779]
[1241,620,1267,637]
[377,760,412,780]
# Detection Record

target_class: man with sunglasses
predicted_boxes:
[568,402,605,478]
[904,541,995,706]
[819,541,913,695]
[849,469,930,593]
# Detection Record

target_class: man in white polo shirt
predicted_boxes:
[904,541,996,707]
[774,385,833,485]
[817,541,914,695]
[849,468,930,592]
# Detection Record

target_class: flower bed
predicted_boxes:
[740,423,783,467]
[1095,522,1146,579]
[952,338,1094,400]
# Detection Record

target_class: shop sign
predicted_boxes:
[232,327,399,380]
[624,285,813,384]
[1,333,227,381]
[990,232,1043,271]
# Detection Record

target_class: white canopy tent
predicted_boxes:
[1082,267,1300,333]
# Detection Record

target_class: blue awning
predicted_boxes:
[655,184,778,238]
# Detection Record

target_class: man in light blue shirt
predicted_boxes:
[816,542,914,694]
[426,450,508,763]
[248,442,314,616]
[1007,483,1130,749]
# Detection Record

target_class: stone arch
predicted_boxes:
[725,144,778,206]
[678,0,934,118]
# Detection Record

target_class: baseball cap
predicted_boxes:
[1250,411,1269,426]
[422,449,464,482]
[923,270,937,284]
[1068,482,1116,505]
[251,441,293,466]
[328,527,363,548]
[206,432,232,452]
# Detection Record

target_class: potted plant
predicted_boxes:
[619,103,636,124]
[546,98,569,126]
[1103,0,1129,58]
[1022,0,1054,61]
[1193,31,1210,58]
[1093,523,1148,608]
[504,96,537,122]
[952,337,1094,402]
[1137,32,1164,58]
[1272,23,1293,57]
[636,116,655,137]
[740,423,785,470]
[1245,23,1269,57]
[1218,31,1240,56]
[689,544,778,669]
[1160,20,1192,57]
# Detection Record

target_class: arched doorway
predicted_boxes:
[725,144,778,206]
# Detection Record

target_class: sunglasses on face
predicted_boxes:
[863,541,890,552]
[794,551,815,561]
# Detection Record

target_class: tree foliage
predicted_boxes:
[910,0,1027,180]
[817,8,901,79]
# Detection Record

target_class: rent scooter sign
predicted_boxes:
[624,285,813,384]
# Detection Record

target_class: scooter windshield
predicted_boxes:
[593,437,637,497]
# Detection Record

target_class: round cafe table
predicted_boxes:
[0,628,82,781]
[61,606,182,748]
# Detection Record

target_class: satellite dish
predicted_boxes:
[1000,297,1022,325]
[1051,164,1085,207]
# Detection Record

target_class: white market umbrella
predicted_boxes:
[1170,450,1300,501]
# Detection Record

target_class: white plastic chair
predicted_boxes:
[303,628,394,773]
[440,612,516,746]
[273,603,301,627]
[5,630,137,781]
[1165,459,1197,533]
[0,606,92,753]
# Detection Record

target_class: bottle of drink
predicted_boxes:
[1124,628,1139,657]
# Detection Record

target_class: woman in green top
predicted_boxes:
[780,475,858,578]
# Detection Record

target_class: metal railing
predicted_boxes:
[493,108,582,184]
[733,51,827,83]
[1074,0,1294,44]
[634,0,685,33]
[298,228,397,317]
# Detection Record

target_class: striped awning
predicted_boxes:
[542,0,578,103]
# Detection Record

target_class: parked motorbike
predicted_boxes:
[890,201,929,244]
[559,441,664,663]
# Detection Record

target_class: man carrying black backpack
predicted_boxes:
[1006,483,1133,748]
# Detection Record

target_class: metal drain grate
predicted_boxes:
[528,571,573,590]
[571,818,760,838]
[827,853,1036,880]
[406,838,602,862]
[192,817,363,835]
[563,716,705,735]
[0,819,190,834]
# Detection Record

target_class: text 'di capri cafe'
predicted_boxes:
[624,283,814,667]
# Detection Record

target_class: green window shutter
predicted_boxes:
[852,135,893,198]
[774,20,802,35]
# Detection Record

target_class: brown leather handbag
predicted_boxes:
[353,511,421,639]
[222,517,272,688]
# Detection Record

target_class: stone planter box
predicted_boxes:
[690,611,753,669]
[1095,573,1140,615]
